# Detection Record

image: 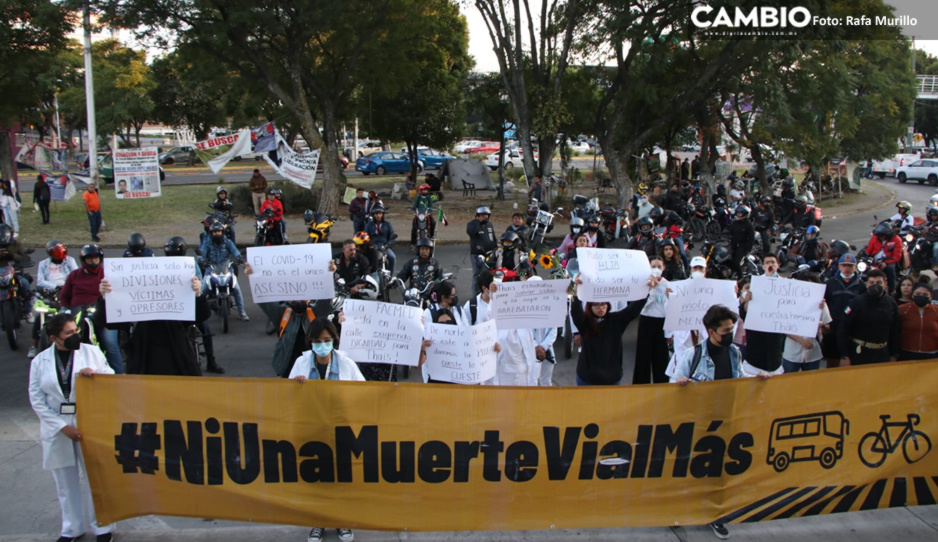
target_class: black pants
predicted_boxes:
[633,315,670,384]
[756,228,770,257]
[899,350,938,361]
[848,344,890,365]
[38,199,50,224]
[196,320,215,359]
[411,215,436,245]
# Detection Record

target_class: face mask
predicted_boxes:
[868,284,885,298]
[51,258,63,264]
[571,227,582,234]
[691,271,705,279]
[649,268,663,278]
[212,235,224,244]
[913,295,931,308]
[719,332,734,347]
[841,271,855,279]
[311,341,334,358]
[449,295,459,307]
[588,223,599,231]
[62,334,82,351]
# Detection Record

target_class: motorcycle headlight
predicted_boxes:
[857,262,868,272]
[906,234,914,242]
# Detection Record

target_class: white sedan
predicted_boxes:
[485,149,538,170]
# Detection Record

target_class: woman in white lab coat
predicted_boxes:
[29,312,115,542]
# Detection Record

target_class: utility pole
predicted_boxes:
[908,37,916,151]
[83,0,98,182]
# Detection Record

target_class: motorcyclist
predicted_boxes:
[658,209,688,268]
[488,232,533,279]
[0,224,33,316]
[789,225,831,272]
[923,206,938,267]
[889,201,915,235]
[690,185,707,214]
[334,238,373,296]
[728,180,746,205]
[783,195,818,229]
[751,196,776,257]
[258,187,284,245]
[27,240,76,358]
[198,222,249,321]
[824,240,853,279]
[862,222,903,293]
[630,182,649,213]
[396,237,442,291]
[211,186,236,244]
[467,206,498,294]
[505,212,531,250]
[627,217,657,259]
[123,232,154,257]
[584,215,607,248]
[165,236,224,373]
[364,205,396,274]
[558,216,586,257]
[711,185,728,228]
[411,183,438,248]
[728,205,755,279]
[351,231,376,275]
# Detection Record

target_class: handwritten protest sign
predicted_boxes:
[340,300,424,366]
[424,320,498,384]
[575,248,651,302]
[247,244,334,303]
[490,279,568,329]
[263,130,320,189]
[104,257,196,323]
[663,278,738,331]
[113,147,161,199]
[744,275,825,336]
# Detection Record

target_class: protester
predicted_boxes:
[28,313,115,542]
[349,187,368,234]
[0,179,21,235]
[894,276,914,305]
[28,240,78,358]
[463,270,495,326]
[199,224,249,321]
[584,214,607,248]
[822,253,867,368]
[633,258,670,384]
[421,309,499,384]
[837,269,901,366]
[288,318,361,542]
[658,239,686,280]
[364,205,396,274]
[781,272,831,373]
[733,277,750,357]
[898,282,938,361]
[467,206,497,295]
[248,169,268,212]
[423,281,468,327]
[570,274,655,385]
[123,233,154,258]
[34,174,52,225]
[564,233,591,262]
[82,182,102,242]
[739,254,785,376]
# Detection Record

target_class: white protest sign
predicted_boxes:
[113,147,161,199]
[247,244,335,303]
[575,248,651,302]
[424,320,498,384]
[264,130,320,189]
[744,275,825,336]
[104,257,196,323]
[340,299,424,366]
[490,279,568,329]
[663,278,739,331]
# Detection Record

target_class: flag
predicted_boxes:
[251,122,277,154]
[437,206,449,227]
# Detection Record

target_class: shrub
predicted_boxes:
[228,180,321,216]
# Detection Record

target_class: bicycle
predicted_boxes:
[858,414,932,468]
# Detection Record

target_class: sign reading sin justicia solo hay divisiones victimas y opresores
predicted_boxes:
[79,361,938,531]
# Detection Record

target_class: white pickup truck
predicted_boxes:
[872,153,922,178]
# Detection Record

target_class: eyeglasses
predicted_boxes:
[310,339,333,345]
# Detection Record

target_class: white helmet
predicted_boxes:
[929,194,938,207]
[356,275,380,301]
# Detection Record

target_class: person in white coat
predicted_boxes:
[28,312,115,542]
[470,273,538,387]
[526,276,558,386]
[287,317,361,542]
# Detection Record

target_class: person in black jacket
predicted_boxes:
[33,174,51,225]
[364,205,396,274]
[822,253,868,368]
[570,274,658,385]
[751,196,775,257]
[837,269,901,366]
[658,239,686,281]
[728,205,754,278]
[467,206,497,294]
[334,239,373,294]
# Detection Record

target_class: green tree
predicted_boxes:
[464,72,512,196]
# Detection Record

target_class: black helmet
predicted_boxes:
[760,195,772,205]
[795,195,808,209]
[829,239,850,258]
[637,217,653,233]
[659,238,676,248]
[569,217,585,234]
[782,178,795,188]
[0,224,12,246]
[304,209,316,223]
[500,231,520,248]
[127,233,147,255]
[209,222,225,234]
[416,237,434,249]
[734,205,751,219]
[80,244,104,261]
[267,187,282,196]
[164,236,187,256]
[649,207,663,221]
[873,223,893,238]
[372,205,385,214]
[927,207,938,222]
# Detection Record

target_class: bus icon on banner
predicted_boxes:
[767,411,850,472]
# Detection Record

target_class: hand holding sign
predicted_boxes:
[104,257,197,323]
[340,299,424,366]
[743,275,825,336]
[663,278,738,331]
[247,245,334,303]
[575,248,651,302]
[424,321,498,384]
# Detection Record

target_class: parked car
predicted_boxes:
[454,140,483,153]
[896,159,938,185]
[403,148,455,169]
[316,154,350,171]
[465,141,500,154]
[355,152,422,175]
[159,146,200,165]
[565,140,591,154]
[484,149,538,170]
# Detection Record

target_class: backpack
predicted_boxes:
[689,344,704,378]
[469,297,478,325]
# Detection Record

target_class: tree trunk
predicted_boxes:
[0,131,15,182]
[496,130,506,200]
[318,106,344,217]
[537,137,557,209]
[604,146,633,210]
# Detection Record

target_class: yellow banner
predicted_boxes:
[78,362,938,530]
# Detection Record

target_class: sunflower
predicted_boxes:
[539,254,554,268]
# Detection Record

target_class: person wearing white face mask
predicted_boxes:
[633,258,671,384]
[689,255,707,279]
[665,256,709,363]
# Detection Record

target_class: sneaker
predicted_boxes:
[239,311,250,321]
[337,529,354,542]
[26,346,37,358]
[56,536,83,542]
[96,534,112,542]
[307,527,324,542]
[26,312,34,323]
[709,522,729,540]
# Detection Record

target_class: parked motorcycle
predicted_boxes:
[774,226,803,271]
[32,288,61,352]
[529,206,563,251]
[701,240,734,280]
[599,205,630,243]
[570,194,599,220]
[304,210,337,244]
[254,208,284,246]
[0,255,34,350]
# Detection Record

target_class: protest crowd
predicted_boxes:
[7,165,938,542]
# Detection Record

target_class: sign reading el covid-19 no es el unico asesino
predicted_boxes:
[79,361,938,531]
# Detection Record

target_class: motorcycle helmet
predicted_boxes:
[716,184,726,194]
[873,222,893,239]
[0,224,12,247]
[587,215,600,231]
[304,209,316,223]
[202,214,217,232]
[649,207,663,224]
[353,231,371,245]
[782,178,795,188]
[760,195,772,205]
[829,239,850,259]
[896,200,912,216]
[127,233,147,256]
[371,205,385,215]
[80,244,104,272]
[637,217,654,235]
[659,238,676,248]
[570,216,585,235]
[354,275,380,301]
[929,194,938,207]
[164,236,187,256]
[500,231,521,249]
[476,206,492,216]
[927,207,938,223]
[216,186,228,196]
[269,187,282,198]
[46,239,68,262]
[694,185,703,194]
[416,236,434,257]
[419,183,431,193]
[711,244,731,264]
[209,222,226,243]
[795,195,808,209]
[804,225,820,243]
[714,196,726,208]
[733,180,745,190]
[734,205,750,219]
[637,183,648,195]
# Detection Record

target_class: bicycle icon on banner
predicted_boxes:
[858,414,932,468]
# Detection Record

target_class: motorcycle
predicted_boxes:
[570,194,599,220]
[701,240,734,280]
[305,211,337,243]
[529,206,563,251]
[204,261,237,333]
[207,204,237,241]
[254,208,284,246]
[903,226,933,275]
[774,226,803,271]
[0,259,33,351]
[599,205,630,243]
[393,272,452,379]
[33,288,61,352]
[373,235,398,302]
[414,207,436,242]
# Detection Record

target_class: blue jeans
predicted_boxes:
[576,374,621,386]
[673,234,690,269]
[883,263,897,293]
[88,210,102,239]
[100,327,124,374]
[386,248,397,275]
[782,358,821,373]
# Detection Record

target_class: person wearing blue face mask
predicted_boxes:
[288,318,363,542]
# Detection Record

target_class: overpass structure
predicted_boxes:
[919,75,938,100]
